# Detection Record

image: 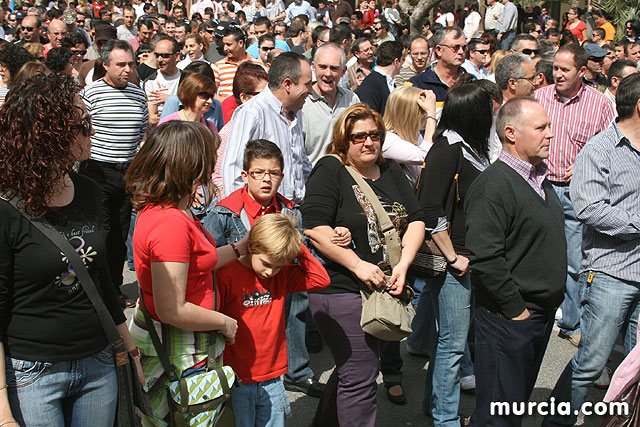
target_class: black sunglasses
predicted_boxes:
[78,115,92,136]
[22,26,36,31]
[71,49,87,55]
[197,91,214,100]
[260,46,274,52]
[521,48,538,55]
[589,56,605,63]
[154,52,175,58]
[473,49,488,54]
[350,130,383,143]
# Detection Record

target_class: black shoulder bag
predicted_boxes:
[2,193,151,427]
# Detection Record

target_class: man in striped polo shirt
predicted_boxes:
[79,39,149,307]
[211,25,263,101]
[534,44,615,350]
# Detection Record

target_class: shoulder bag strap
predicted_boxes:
[2,194,121,345]
[326,154,402,267]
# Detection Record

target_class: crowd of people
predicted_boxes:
[0,0,639,426]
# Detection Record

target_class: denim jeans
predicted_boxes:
[500,30,516,50]
[552,183,584,336]
[543,272,640,426]
[231,378,290,427]
[284,292,314,383]
[423,271,472,427]
[471,307,554,427]
[407,276,436,354]
[6,346,118,427]
[125,209,137,270]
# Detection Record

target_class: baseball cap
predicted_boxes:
[62,8,77,25]
[213,22,231,38]
[584,43,607,58]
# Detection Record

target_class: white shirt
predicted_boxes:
[143,70,181,114]
[177,55,209,70]
[382,132,431,183]
[463,11,481,39]
[436,12,454,27]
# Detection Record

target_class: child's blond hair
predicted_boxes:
[249,214,301,264]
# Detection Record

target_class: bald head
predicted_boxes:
[48,19,68,48]
[21,15,41,42]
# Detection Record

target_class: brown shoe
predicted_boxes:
[558,331,581,348]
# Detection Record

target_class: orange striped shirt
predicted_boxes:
[211,53,264,99]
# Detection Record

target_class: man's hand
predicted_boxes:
[562,164,573,182]
[449,254,470,276]
[148,90,170,105]
[511,308,530,321]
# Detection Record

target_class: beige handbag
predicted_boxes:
[329,155,415,341]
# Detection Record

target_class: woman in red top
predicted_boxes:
[565,7,587,42]
[359,0,375,29]
[125,121,242,425]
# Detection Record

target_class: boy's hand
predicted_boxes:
[191,188,205,209]
[220,314,238,345]
[331,226,352,247]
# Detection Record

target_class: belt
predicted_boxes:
[93,160,132,170]
[549,180,570,187]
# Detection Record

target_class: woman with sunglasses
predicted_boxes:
[62,32,89,78]
[0,74,142,426]
[158,72,218,132]
[302,103,425,427]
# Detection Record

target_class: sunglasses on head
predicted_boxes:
[154,52,175,58]
[521,48,538,55]
[350,130,383,143]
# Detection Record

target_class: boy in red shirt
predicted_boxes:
[215,214,330,426]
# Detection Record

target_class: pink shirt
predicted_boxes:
[534,83,615,182]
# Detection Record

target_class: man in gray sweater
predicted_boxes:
[465,97,567,427]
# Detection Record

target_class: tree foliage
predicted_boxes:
[591,0,639,41]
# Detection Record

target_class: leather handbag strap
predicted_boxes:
[2,194,122,345]
[327,155,402,267]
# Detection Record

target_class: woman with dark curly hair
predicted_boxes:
[45,47,74,76]
[0,74,142,426]
[0,43,34,105]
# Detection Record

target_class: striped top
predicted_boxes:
[222,86,311,203]
[570,122,640,282]
[211,53,263,99]
[81,79,149,163]
[534,83,615,182]
[498,151,548,200]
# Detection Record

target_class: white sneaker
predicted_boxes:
[460,375,476,391]
[555,308,563,320]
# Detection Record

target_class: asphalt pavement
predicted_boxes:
[121,269,621,427]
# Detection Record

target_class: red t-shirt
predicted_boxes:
[215,245,330,383]
[221,95,239,125]
[566,20,586,42]
[134,205,218,321]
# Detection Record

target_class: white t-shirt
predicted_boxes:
[436,12,455,27]
[143,70,182,114]
[464,11,482,39]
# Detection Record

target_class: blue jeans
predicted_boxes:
[544,272,640,426]
[126,209,137,270]
[500,30,516,50]
[231,378,290,427]
[6,346,118,427]
[552,183,584,336]
[423,271,472,427]
[284,292,314,383]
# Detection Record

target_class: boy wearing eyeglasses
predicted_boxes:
[203,138,351,251]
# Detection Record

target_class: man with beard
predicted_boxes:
[144,35,181,126]
[303,43,360,165]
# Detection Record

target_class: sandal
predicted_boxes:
[119,294,136,308]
